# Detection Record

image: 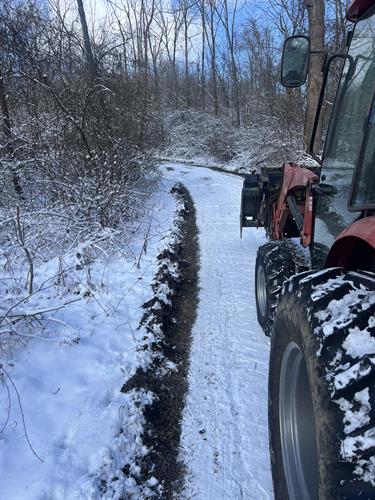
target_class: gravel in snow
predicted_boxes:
[163,163,273,500]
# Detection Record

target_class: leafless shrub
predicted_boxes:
[162,109,305,170]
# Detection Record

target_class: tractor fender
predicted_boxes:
[325,216,375,270]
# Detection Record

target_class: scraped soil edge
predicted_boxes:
[122,184,199,498]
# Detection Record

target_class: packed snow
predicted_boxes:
[343,322,375,359]
[314,276,375,340]
[333,357,375,392]
[337,388,371,434]
[163,163,273,499]
[341,428,375,461]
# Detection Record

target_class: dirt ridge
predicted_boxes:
[122,183,199,498]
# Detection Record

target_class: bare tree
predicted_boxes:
[0,64,24,198]
[304,0,325,152]
[76,0,98,78]
[200,0,206,110]
[215,0,241,126]
[201,0,220,116]
[263,0,306,37]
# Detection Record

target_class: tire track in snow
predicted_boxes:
[163,164,274,500]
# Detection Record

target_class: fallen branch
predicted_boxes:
[2,297,82,321]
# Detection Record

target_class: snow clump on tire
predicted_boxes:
[287,268,375,493]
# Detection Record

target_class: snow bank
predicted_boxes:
[0,182,183,498]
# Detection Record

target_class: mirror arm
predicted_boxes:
[309,53,346,164]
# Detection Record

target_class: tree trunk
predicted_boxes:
[201,0,206,111]
[304,0,325,153]
[209,3,219,116]
[215,0,240,126]
[183,3,190,107]
[0,66,24,198]
[76,0,97,78]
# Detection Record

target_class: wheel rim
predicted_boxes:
[256,264,267,317]
[279,342,319,500]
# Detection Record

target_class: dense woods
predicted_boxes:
[0,0,347,303]
[0,1,347,196]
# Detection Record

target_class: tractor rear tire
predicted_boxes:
[269,268,375,500]
[255,241,302,336]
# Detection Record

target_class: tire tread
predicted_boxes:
[271,268,375,498]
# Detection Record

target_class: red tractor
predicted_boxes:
[241,1,375,498]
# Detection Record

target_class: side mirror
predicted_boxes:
[281,36,310,88]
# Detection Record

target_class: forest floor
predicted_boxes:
[0,162,273,499]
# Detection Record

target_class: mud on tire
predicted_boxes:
[255,241,308,336]
[269,267,375,499]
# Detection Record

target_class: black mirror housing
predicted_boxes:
[281,36,311,88]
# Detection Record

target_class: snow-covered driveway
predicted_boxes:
[163,164,274,499]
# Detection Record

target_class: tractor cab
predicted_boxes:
[310,1,375,268]
[240,0,375,274]
[250,3,375,497]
